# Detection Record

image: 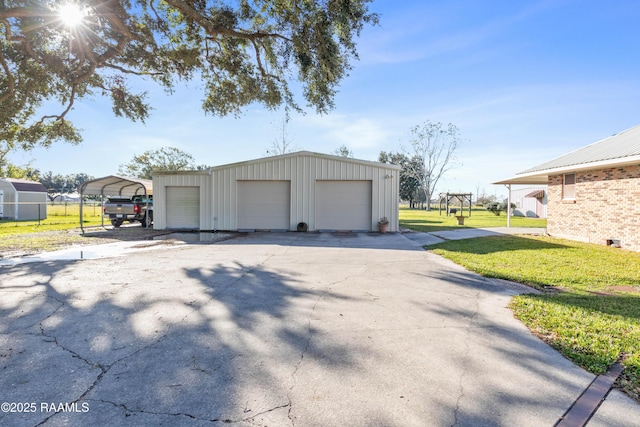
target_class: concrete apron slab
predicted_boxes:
[0,232,637,426]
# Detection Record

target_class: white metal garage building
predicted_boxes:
[153,151,400,232]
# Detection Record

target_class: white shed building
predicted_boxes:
[0,178,48,220]
[153,151,400,232]
[511,186,548,218]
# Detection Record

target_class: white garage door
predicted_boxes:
[166,186,200,229]
[237,181,290,230]
[316,181,372,231]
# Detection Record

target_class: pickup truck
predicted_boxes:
[103,195,153,228]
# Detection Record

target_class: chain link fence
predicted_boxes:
[0,201,103,226]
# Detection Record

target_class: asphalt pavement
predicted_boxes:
[0,230,638,426]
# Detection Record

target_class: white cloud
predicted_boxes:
[296,114,394,150]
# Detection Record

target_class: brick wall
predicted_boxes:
[547,165,640,252]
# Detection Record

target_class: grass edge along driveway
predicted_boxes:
[427,234,640,403]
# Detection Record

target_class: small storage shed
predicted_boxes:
[153,151,400,232]
[0,178,48,220]
[511,186,547,218]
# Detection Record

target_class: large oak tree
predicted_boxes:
[118,146,207,179]
[0,0,377,152]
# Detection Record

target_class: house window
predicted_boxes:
[563,173,576,200]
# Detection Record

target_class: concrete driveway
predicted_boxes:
[1,232,638,426]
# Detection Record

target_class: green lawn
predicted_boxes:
[399,206,547,232]
[0,203,103,235]
[426,235,640,401]
[0,203,105,253]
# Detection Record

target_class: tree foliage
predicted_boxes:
[118,146,205,179]
[378,151,422,207]
[0,160,39,180]
[333,144,353,158]
[405,120,462,210]
[0,0,378,152]
[39,171,94,194]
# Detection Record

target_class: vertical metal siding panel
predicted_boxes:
[291,157,297,226]
[377,170,385,229]
[163,175,172,230]
[214,170,224,230]
[289,157,297,229]
[221,169,228,230]
[302,156,308,226]
[211,171,217,231]
[308,156,316,230]
[371,170,379,230]
[155,176,166,229]
[207,174,213,229]
[200,174,211,230]
[287,158,293,228]
[299,156,307,228]
[221,169,230,230]
[228,168,236,230]
[217,169,230,230]
[212,171,219,230]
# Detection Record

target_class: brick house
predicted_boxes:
[495,125,640,252]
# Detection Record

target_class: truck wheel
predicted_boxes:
[141,211,153,228]
[111,219,123,228]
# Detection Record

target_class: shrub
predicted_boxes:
[485,201,516,216]
[485,202,502,216]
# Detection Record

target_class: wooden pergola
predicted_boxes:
[438,192,472,219]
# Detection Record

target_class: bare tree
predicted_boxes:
[266,116,299,156]
[405,121,462,210]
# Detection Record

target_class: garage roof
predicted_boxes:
[78,175,153,197]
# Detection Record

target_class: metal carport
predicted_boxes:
[78,175,153,232]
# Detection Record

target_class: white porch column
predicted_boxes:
[506,184,512,228]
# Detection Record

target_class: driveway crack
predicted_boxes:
[98,398,291,425]
[451,292,481,427]
[285,290,325,426]
[35,296,185,426]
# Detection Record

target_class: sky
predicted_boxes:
[8,0,640,199]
